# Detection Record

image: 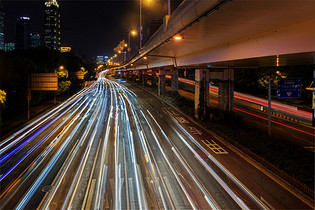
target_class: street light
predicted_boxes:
[140,0,143,49]
[128,30,137,59]
[174,34,183,40]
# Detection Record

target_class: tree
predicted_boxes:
[0,89,6,104]
[56,81,71,95]
[0,89,7,126]
[55,66,69,78]
[258,70,287,88]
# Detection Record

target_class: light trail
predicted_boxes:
[234,107,315,136]
[2,71,310,209]
[139,110,175,209]
[143,110,198,209]
[0,94,88,165]
[15,97,91,210]
[165,75,312,120]
[63,89,107,209]
[168,112,268,209]
[0,88,87,153]
[146,110,224,209]
[0,97,89,182]
[37,100,93,209]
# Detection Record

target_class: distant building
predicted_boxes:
[44,0,60,50]
[4,42,15,51]
[97,56,108,65]
[31,33,41,47]
[16,17,31,49]
[0,2,4,50]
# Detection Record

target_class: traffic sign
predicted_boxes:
[277,78,301,98]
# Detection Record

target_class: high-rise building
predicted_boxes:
[44,0,60,50]
[15,17,31,49]
[31,33,41,48]
[0,2,5,50]
[97,56,109,65]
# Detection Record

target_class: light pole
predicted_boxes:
[139,0,169,49]
[139,0,142,50]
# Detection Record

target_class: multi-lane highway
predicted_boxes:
[0,71,313,209]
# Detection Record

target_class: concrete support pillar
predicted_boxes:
[152,70,157,86]
[218,69,234,112]
[171,69,178,95]
[142,69,148,86]
[132,71,136,82]
[158,69,166,96]
[195,69,210,119]
[137,70,141,83]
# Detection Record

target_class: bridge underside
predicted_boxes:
[117,0,315,121]
[127,0,315,70]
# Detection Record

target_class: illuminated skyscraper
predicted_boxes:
[16,17,31,49]
[0,1,5,50]
[44,0,60,50]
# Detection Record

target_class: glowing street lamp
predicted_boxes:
[131,30,137,36]
[174,34,183,40]
[128,30,137,59]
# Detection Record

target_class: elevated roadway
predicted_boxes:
[120,0,315,69]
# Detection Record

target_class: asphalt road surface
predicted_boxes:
[0,71,313,209]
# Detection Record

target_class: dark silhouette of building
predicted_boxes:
[31,33,41,47]
[143,19,162,44]
[44,0,60,50]
[15,17,31,49]
[0,1,5,50]
[4,41,15,51]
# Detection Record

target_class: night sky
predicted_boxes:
[3,0,182,58]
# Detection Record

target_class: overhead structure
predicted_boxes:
[113,0,315,71]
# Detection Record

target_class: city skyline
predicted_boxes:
[2,0,180,57]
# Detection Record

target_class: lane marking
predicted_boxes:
[201,140,228,155]
[188,127,202,135]
[86,179,96,210]
[175,116,189,124]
